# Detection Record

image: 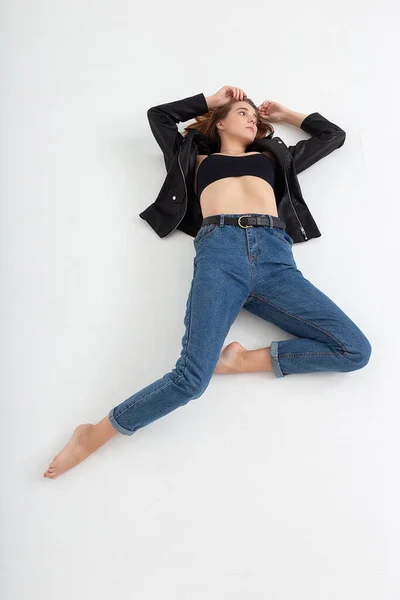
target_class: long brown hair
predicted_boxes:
[184,98,274,147]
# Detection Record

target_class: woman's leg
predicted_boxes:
[43,417,118,479]
[214,341,273,374]
[43,224,251,478]
[107,244,250,435]
[241,227,372,378]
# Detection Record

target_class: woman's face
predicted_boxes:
[217,102,258,141]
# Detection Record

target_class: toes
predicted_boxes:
[44,467,56,477]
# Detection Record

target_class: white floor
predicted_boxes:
[1,2,399,599]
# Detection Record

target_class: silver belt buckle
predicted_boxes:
[238,215,253,228]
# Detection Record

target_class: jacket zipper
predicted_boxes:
[283,166,308,240]
[169,138,188,235]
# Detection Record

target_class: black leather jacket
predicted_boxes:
[139,92,346,243]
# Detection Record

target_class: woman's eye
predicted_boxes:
[240,110,256,120]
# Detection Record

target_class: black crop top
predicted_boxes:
[196,152,275,199]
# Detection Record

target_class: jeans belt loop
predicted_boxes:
[268,214,274,229]
[219,215,224,227]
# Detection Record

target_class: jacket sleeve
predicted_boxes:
[147,92,210,172]
[287,112,346,174]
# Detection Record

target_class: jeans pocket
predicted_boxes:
[271,228,294,247]
[193,223,218,247]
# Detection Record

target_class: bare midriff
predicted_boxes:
[194,151,279,218]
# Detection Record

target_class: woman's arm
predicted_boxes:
[282,109,346,174]
[147,92,209,171]
[281,110,308,128]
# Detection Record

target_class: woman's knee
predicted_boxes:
[172,371,212,404]
[342,334,372,371]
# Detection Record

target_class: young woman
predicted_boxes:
[43,86,371,479]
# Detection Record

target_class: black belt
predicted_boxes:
[201,214,286,230]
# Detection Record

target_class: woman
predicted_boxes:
[43,86,371,479]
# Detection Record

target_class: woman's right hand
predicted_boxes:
[206,86,247,110]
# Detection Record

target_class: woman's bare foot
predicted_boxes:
[43,416,118,479]
[214,341,247,374]
[214,342,273,374]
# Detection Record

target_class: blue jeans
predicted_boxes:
[109,213,371,435]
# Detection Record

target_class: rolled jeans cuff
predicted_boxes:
[270,341,285,378]
[108,408,136,436]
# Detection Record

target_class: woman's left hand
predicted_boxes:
[257,100,289,123]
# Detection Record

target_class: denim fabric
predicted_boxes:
[109,213,371,435]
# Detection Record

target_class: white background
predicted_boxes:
[1,1,399,598]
